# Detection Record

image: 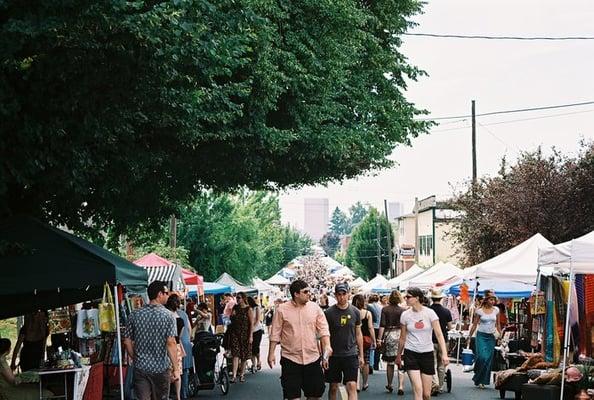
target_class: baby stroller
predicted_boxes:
[187,331,230,396]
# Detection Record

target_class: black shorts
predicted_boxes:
[280,357,326,399]
[403,349,435,375]
[325,355,358,384]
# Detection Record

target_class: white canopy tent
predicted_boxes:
[321,256,344,273]
[331,266,355,277]
[359,274,390,293]
[252,278,280,295]
[350,277,367,288]
[265,274,291,285]
[387,265,424,289]
[469,233,553,284]
[407,262,463,290]
[537,230,594,398]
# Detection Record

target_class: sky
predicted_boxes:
[280,0,594,230]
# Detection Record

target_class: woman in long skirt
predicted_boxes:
[468,292,501,388]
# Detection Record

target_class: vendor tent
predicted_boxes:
[537,230,594,398]
[0,216,148,319]
[538,230,594,274]
[330,266,355,277]
[359,274,390,293]
[265,274,291,285]
[407,262,463,290]
[387,265,424,289]
[350,277,367,288]
[182,268,204,295]
[277,267,297,279]
[469,233,552,283]
[197,282,232,295]
[133,253,185,291]
[444,279,534,298]
[252,278,280,294]
[321,256,343,273]
[216,272,257,294]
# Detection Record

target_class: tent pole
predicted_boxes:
[114,284,125,400]
[559,243,575,400]
[531,267,541,354]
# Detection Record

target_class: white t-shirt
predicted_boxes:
[476,307,499,334]
[400,306,439,353]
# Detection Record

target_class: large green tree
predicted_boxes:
[451,145,594,266]
[0,0,430,234]
[345,208,393,279]
[329,207,349,236]
[175,191,310,282]
[348,202,370,232]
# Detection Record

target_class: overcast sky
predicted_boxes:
[280,0,594,229]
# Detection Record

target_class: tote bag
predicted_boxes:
[76,309,100,338]
[48,308,71,334]
[99,284,116,333]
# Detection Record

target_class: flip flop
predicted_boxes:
[386,385,393,393]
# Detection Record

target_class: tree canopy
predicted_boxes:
[175,191,311,282]
[451,144,594,266]
[0,0,430,233]
[345,208,393,278]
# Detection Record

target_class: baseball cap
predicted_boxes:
[334,283,350,294]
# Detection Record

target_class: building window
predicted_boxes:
[419,235,433,256]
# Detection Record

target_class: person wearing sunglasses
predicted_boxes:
[268,279,331,400]
[123,280,179,400]
[396,287,449,400]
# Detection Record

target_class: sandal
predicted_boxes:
[257,364,262,371]
[362,385,369,391]
[239,375,245,383]
[229,375,236,384]
[386,385,393,393]
[398,389,405,396]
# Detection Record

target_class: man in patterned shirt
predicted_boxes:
[124,280,179,400]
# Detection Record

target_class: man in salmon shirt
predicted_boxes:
[268,279,332,400]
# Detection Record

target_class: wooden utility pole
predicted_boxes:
[384,199,394,278]
[169,215,177,249]
[472,100,477,184]
[376,218,382,276]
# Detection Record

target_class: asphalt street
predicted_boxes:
[190,336,504,400]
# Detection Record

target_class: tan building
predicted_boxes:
[394,195,463,273]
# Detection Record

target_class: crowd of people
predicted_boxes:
[2,264,505,400]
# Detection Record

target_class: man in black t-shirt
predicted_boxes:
[325,283,364,400]
[429,288,453,394]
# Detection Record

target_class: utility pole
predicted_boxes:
[376,218,382,276]
[383,200,394,278]
[169,214,177,249]
[472,100,477,184]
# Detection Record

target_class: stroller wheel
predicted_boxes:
[219,367,230,395]
[187,371,200,397]
[445,369,452,393]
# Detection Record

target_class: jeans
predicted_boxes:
[181,368,190,399]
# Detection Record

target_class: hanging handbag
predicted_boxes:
[363,335,373,350]
[76,308,100,338]
[99,284,116,332]
[48,307,72,334]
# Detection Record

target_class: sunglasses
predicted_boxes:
[405,295,414,299]
[300,289,310,294]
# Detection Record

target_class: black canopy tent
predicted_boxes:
[0,216,148,319]
[0,216,148,400]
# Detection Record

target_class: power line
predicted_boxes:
[404,32,594,41]
[421,100,594,122]
[431,107,594,133]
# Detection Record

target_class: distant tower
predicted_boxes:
[388,201,403,221]
[304,198,329,242]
